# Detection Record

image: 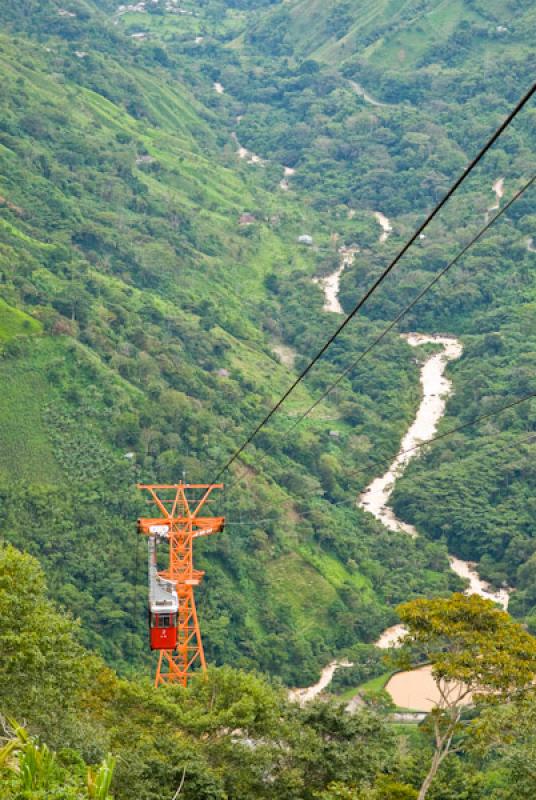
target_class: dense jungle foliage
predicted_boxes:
[0,0,535,794]
[3,544,536,800]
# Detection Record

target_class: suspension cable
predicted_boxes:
[211,82,536,482]
[224,397,535,525]
[225,174,534,495]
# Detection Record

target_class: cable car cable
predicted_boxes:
[224,411,536,525]
[224,174,535,496]
[223,390,535,513]
[211,81,536,483]
[224,429,536,525]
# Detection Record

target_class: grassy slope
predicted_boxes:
[287,0,397,59]
[0,342,62,484]
[0,298,41,341]
[316,0,479,67]
[0,29,327,613]
[337,670,393,702]
[245,0,534,79]
[0,30,321,369]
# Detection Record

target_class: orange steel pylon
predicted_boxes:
[137,483,224,687]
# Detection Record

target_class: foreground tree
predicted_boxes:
[0,543,100,738]
[469,690,536,799]
[396,593,536,800]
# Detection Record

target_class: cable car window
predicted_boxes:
[159,614,171,628]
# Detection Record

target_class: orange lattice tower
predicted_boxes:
[137,483,224,687]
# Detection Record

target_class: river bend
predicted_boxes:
[292,288,509,702]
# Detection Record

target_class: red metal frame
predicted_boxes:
[137,483,224,687]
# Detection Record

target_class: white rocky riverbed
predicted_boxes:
[292,263,510,706]
[348,80,386,107]
[232,118,293,183]
[280,165,295,191]
[374,211,392,243]
[358,334,463,538]
[312,246,358,313]
[358,333,509,612]
[231,132,265,165]
[289,659,353,705]
[485,177,504,223]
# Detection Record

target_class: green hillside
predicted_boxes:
[243,0,535,76]
[0,0,465,683]
[0,0,534,683]
[1,1,536,798]
[3,530,536,800]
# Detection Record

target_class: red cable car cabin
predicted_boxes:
[149,610,178,650]
[148,535,179,651]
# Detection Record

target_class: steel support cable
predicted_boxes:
[224,429,536,525]
[224,400,536,525]
[211,82,536,483]
[225,430,536,525]
[224,174,535,496]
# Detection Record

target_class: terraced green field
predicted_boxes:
[0,344,61,483]
[241,0,534,80]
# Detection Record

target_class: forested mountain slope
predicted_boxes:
[243,0,535,75]
[0,0,465,684]
[104,0,536,608]
[0,0,534,685]
[2,1,536,797]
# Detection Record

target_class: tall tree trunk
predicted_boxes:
[417,707,461,800]
[417,747,443,800]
